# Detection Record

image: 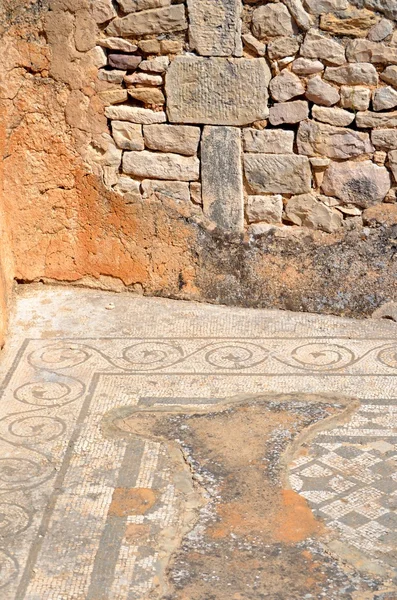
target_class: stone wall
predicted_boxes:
[0,0,397,317]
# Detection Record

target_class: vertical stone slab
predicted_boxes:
[187,0,243,57]
[201,127,244,232]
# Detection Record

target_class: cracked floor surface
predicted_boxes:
[0,285,397,599]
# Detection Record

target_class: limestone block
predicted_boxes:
[128,88,165,105]
[116,0,170,13]
[114,177,141,195]
[269,70,305,102]
[139,56,170,73]
[268,37,299,61]
[297,121,373,160]
[320,8,378,37]
[244,154,312,195]
[381,66,397,88]
[243,129,294,154]
[292,58,324,75]
[141,179,190,202]
[371,130,397,151]
[242,34,266,57]
[303,0,348,15]
[123,151,200,181]
[340,86,371,111]
[112,122,144,151]
[125,73,163,86]
[252,4,295,40]
[300,31,345,66]
[106,5,187,37]
[139,39,161,54]
[166,56,271,126]
[143,125,201,155]
[305,77,340,106]
[99,89,128,105]
[356,111,397,128]
[187,0,242,57]
[93,0,117,23]
[285,194,343,232]
[282,0,313,31]
[349,0,397,21]
[346,40,397,65]
[269,100,309,125]
[98,69,127,84]
[201,126,244,232]
[312,106,355,127]
[321,160,391,207]
[368,19,394,42]
[98,38,138,52]
[190,182,202,205]
[105,106,166,124]
[324,63,378,86]
[373,87,397,112]
[90,46,108,68]
[160,39,183,54]
[108,54,142,70]
[388,151,397,182]
[246,195,283,224]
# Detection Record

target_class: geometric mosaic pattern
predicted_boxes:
[0,287,397,598]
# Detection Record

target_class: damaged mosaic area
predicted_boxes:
[0,287,397,599]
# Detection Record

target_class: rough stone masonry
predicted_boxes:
[94,0,397,235]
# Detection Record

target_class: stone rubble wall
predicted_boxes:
[91,0,397,235]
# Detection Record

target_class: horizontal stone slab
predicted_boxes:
[105,106,166,124]
[243,129,294,154]
[123,151,200,181]
[166,56,271,126]
[244,154,312,195]
[297,120,373,160]
[143,124,201,155]
[106,5,187,37]
[356,110,397,128]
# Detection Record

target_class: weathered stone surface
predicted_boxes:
[381,66,397,88]
[356,110,397,128]
[125,72,163,86]
[93,0,117,23]
[368,19,394,42]
[373,87,397,112]
[98,69,127,84]
[371,130,397,151]
[108,54,142,70]
[106,5,187,37]
[91,46,108,68]
[363,204,397,227]
[243,129,294,154]
[268,37,300,61]
[246,195,283,224]
[388,150,397,182]
[312,106,355,127]
[244,154,312,195]
[166,56,271,126]
[283,0,313,31]
[305,77,340,106]
[143,125,201,155]
[98,38,138,53]
[187,0,242,57]
[160,39,183,54]
[340,86,371,111]
[285,194,343,232]
[346,40,397,65]
[116,0,170,13]
[139,56,170,73]
[201,127,244,232]
[320,8,378,37]
[300,31,346,66]
[138,39,161,54]
[252,4,295,40]
[303,0,348,15]
[324,63,378,86]
[350,0,397,21]
[321,160,391,207]
[269,101,309,125]
[114,176,141,195]
[112,121,144,151]
[292,58,324,75]
[297,121,373,159]
[123,151,199,181]
[190,182,202,205]
[242,34,266,57]
[105,106,167,124]
[270,70,305,102]
[128,88,165,105]
[99,89,129,105]
[141,179,190,202]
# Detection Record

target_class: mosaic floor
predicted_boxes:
[0,285,397,599]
